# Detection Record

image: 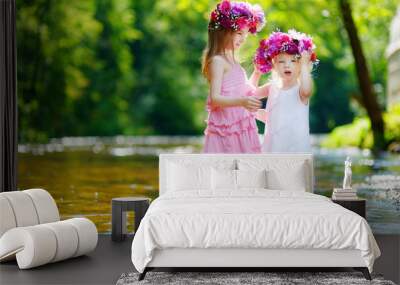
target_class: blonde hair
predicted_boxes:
[201,29,235,82]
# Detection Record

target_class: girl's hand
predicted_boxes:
[241,96,261,112]
[300,51,312,65]
[300,51,313,72]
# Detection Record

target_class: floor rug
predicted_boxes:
[116,271,396,285]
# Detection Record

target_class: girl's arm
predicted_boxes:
[255,109,267,123]
[299,52,313,104]
[209,56,261,112]
[254,83,270,99]
[249,68,262,88]
[254,83,270,123]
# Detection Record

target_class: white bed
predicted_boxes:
[131,154,380,281]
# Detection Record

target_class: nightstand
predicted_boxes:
[111,197,150,241]
[332,198,366,218]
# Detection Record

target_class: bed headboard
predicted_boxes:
[159,153,314,195]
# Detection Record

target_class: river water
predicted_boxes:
[17,135,400,234]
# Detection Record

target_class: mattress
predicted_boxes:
[131,190,380,273]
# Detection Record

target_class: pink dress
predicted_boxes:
[203,63,261,153]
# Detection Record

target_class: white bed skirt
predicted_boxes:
[148,248,366,268]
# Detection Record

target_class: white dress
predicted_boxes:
[262,83,311,153]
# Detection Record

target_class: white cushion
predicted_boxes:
[63,218,98,257]
[211,168,237,191]
[167,161,212,191]
[0,192,39,227]
[211,169,268,192]
[24,189,59,223]
[0,196,17,237]
[237,159,308,191]
[165,158,236,192]
[42,221,79,262]
[236,169,267,189]
[266,164,307,191]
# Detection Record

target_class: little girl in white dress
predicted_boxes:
[254,30,317,153]
[261,82,310,152]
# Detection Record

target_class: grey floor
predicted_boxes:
[1,234,399,285]
[0,234,135,285]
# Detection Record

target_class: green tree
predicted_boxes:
[73,0,138,136]
[17,0,101,142]
[129,0,210,135]
[339,0,384,150]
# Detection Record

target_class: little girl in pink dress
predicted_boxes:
[202,0,265,153]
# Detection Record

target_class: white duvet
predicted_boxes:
[131,190,380,273]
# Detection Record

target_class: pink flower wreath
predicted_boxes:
[208,0,265,34]
[254,29,319,73]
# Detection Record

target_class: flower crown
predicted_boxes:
[208,0,265,34]
[254,29,318,73]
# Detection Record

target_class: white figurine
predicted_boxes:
[342,156,352,190]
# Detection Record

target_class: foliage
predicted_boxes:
[16,0,397,143]
[17,0,101,141]
[129,0,209,135]
[322,104,400,149]
[73,0,139,136]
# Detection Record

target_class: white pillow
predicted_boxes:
[236,169,267,189]
[211,168,237,191]
[167,162,211,191]
[237,159,309,191]
[266,164,306,191]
